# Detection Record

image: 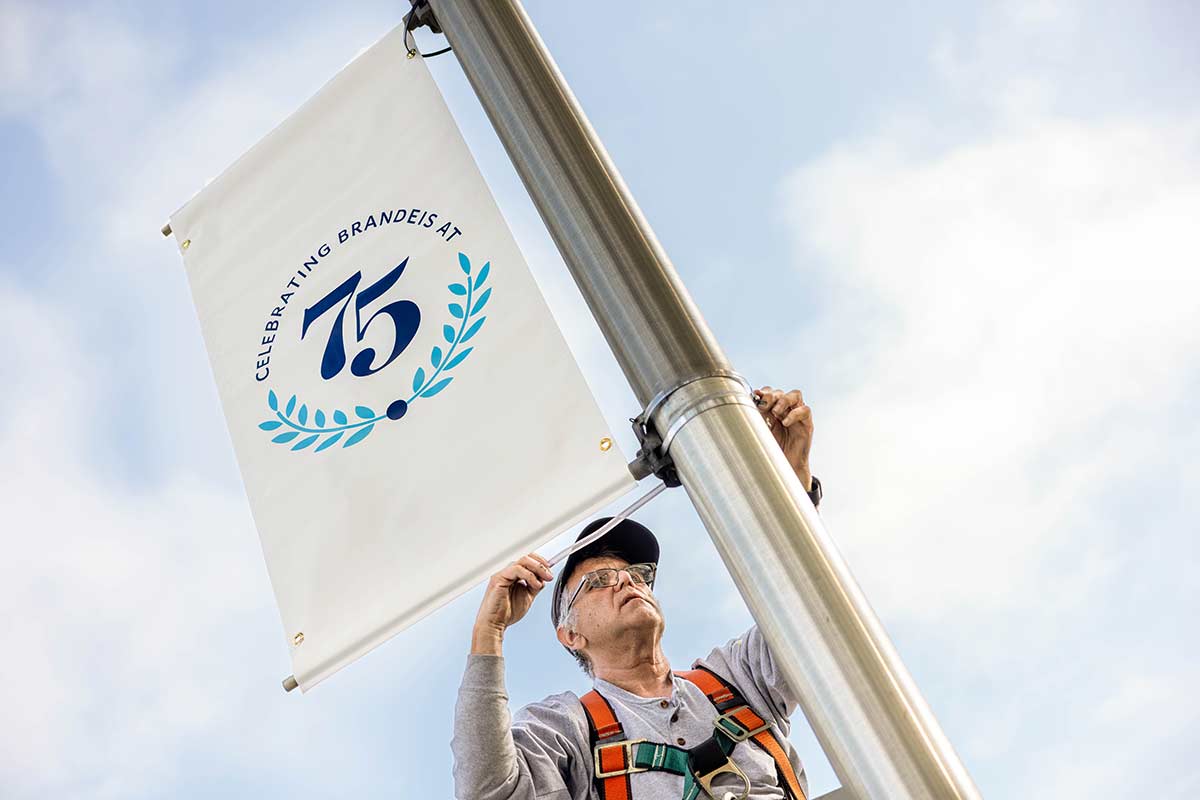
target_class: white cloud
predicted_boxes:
[780,97,1200,795]
[929,0,1081,123]
[0,276,261,794]
[1001,0,1079,31]
[786,112,1200,621]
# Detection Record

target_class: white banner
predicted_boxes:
[168,26,636,691]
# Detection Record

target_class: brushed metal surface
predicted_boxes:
[429,3,982,797]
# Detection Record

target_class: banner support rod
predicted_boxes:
[425,2,981,797]
[546,481,668,567]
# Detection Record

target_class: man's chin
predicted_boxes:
[621,596,662,621]
[604,606,665,643]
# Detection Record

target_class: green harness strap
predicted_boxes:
[627,730,739,800]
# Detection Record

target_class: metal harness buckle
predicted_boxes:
[694,757,752,800]
[714,706,772,743]
[594,739,649,778]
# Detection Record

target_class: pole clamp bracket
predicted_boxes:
[628,412,680,486]
[405,0,442,34]
[627,370,753,486]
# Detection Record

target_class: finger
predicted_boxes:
[528,553,554,578]
[520,554,554,581]
[755,387,777,413]
[770,393,794,418]
[497,560,539,584]
[758,391,781,430]
[511,564,545,591]
[782,405,811,427]
[772,389,803,416]
[494,563,525,587]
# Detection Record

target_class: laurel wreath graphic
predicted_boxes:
[259,252,491,452]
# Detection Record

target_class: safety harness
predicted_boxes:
[580,666,807,800]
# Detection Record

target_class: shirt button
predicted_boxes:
[659,700,669,709]
[676,737,686,746]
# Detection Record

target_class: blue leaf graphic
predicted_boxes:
[344,424,374,448]
[449,283,467,296]
[272,431,299,444]
[461,316,486,342]
[431,346,442,367]
[444,347,473,369]
[298,404,308,425]
[449,303,464,319]
[458,252,471,275]
[355,406,375,419]
[286,395,297,417]
[443,324,455,343]
[259,420,283,431]
[315,432,344,452]
[333,409,348,425]
[422,377,453,398]
[471,287,492,315]
[292,434,319,451]
[474,262,490,290]
[412,367,426,393]
[315,409,326,428]
[268,390,278,411]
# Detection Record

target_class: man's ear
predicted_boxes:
[556,625,586,652]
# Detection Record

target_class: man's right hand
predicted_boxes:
[471,553,554,655]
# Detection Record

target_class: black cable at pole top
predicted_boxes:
[405,0,453,59]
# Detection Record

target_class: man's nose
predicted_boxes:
[614,569,634,589]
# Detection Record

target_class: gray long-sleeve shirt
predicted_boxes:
[451,625,808,800]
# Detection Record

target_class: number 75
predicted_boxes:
[301,258,421,380]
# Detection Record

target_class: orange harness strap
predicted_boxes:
[581,689,633,800]
[676,668,807,800]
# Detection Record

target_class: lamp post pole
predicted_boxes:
[426,2,982,798]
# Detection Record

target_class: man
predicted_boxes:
[453,386,820,800]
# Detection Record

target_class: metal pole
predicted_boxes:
[427,2,982,798]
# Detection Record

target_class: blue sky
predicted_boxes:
[2,0,1198,797]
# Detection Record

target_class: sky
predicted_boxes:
[2,0,1198,797]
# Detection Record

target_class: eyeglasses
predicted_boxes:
[563,563,657,617]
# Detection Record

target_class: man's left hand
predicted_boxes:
[754,386,814,491]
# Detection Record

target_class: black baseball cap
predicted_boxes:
[550,516,659,629]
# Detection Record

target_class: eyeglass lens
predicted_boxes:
[587,564,655,588]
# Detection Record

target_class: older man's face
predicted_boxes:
[564,555,664,648]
